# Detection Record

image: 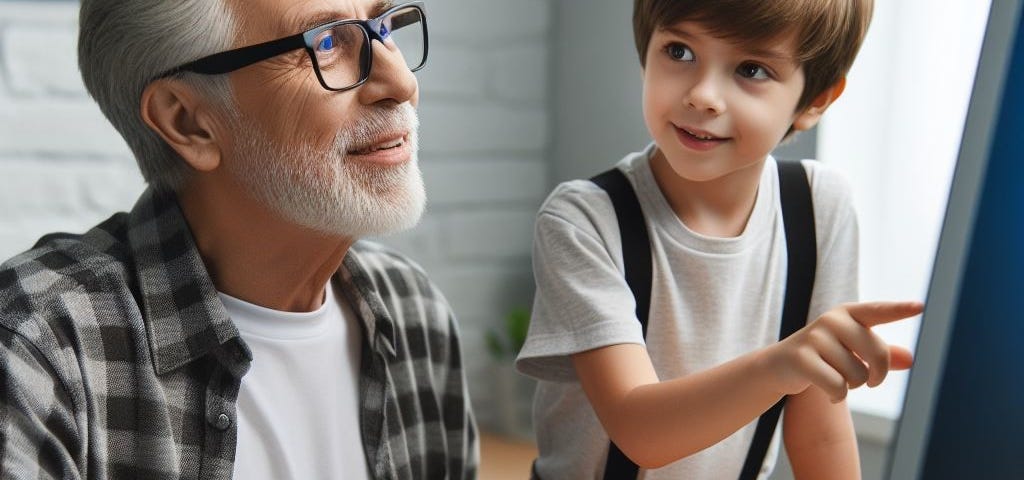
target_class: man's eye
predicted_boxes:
[317,35,335,52]
[738,63,770,80]
[666,43,694,61]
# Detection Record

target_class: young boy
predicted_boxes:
[516,0,922,478]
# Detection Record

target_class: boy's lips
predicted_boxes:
[674,125,728,152]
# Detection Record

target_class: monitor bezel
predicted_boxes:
[885,1,1023,478]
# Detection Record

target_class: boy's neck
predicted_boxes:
[649,150,766,238]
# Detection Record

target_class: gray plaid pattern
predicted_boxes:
[0,189,478,479]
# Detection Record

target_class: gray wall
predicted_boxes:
[550,1,648,184]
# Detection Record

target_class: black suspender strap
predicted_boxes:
[737,160,818,479]
[591,168,652,480]
[590,169,654,337]
[590,160,817,480]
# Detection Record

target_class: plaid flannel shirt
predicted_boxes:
[0,189,478,479]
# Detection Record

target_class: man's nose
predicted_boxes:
[686,71,726,115]
[357,41,418,106]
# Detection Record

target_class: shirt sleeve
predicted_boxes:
[515,183,646,383]
[0,326,81,480]
[804,160,861,322]
[432,306,479,479]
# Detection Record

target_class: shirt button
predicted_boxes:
[213,413,231,431]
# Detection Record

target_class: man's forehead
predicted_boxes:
[277,0,396,34]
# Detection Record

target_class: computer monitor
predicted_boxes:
[886,1,1024,478]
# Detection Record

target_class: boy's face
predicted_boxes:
[642,21,825,182]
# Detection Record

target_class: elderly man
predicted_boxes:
[0,0,478,478]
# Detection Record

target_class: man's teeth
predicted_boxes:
[353,139,404,154]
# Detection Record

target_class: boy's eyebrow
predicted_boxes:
[284,0,395,34]
[661,25,796,63]
[743,45,796,62]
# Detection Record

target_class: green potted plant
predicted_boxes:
[485,307,530,361]
[484,307,535,439]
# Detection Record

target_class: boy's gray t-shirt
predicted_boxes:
[516,144,859,480]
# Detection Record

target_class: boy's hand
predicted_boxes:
[765,301,923,403]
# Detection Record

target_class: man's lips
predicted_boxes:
[345,132,412,166]
[347,133,409,155]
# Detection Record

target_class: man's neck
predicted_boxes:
[176,177,353,313]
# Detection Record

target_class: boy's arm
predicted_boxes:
[781,161,861,478]
[783,385,861,479]
[573,342,783,469]
[572,301,919,469]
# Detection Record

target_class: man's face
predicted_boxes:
[219,0,424,237]
[642,21,808,182]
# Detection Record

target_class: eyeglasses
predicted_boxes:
[155,2,428,92]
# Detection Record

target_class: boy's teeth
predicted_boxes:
[685,128,713,140]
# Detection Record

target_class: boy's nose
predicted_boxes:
[686,75,726,115]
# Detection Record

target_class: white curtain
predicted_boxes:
[819,0,993,418]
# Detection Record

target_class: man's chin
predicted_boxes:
[371,215,424,238]
[364,189,427,238]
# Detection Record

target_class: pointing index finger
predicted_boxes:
[843,301,924,328]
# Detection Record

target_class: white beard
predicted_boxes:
[227,103,426,238]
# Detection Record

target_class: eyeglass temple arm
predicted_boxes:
[159,34,307,78]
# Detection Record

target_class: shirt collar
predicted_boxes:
[337,247,398,358]
[126,188,241,375]
[125,188,399,374]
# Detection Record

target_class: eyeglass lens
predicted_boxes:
[312,6,425,90]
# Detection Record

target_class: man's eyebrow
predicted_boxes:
[286,1,396,34]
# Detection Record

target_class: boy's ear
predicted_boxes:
[792,77,847,132]
[140,79,226,173]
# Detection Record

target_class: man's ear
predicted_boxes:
[792,77,847,132]
[140,80,226,173]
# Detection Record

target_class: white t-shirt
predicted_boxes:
[516,144,859,479]
[221,281,370,480]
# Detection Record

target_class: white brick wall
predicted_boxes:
[0,0,551,432]
[0,2,144,265]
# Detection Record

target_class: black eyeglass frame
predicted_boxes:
[154,1,427,92]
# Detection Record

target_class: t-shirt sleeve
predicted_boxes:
[515,182,646,383]
[804,160,860,322]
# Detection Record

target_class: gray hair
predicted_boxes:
[78,0,238,192]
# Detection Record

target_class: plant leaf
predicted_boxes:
[485,330,506,360]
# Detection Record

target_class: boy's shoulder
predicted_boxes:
[797,158,857,216]
[539,145,653,224]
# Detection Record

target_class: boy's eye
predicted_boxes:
[666,43,694,62]
[737,62,770,80]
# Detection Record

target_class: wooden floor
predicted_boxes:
[479,431,538,480]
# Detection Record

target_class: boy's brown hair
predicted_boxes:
[633,0,874,111]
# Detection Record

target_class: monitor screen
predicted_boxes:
[886,1,1024,478]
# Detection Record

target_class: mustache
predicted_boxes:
[338,103,419,153]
